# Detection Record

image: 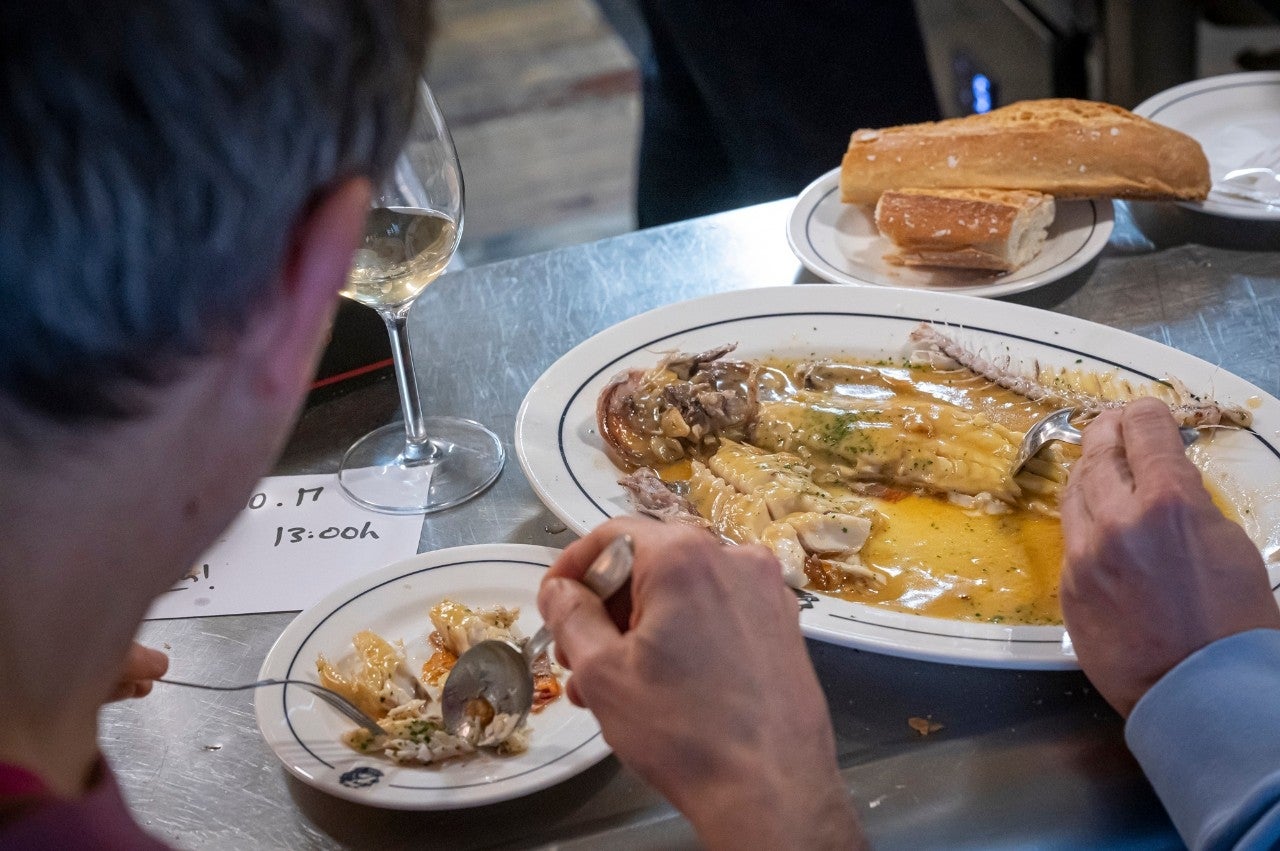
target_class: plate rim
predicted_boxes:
[253,542,611,810]
[514,285,1280,670]
[785,167,1114,296]
[1132,71,1280,222]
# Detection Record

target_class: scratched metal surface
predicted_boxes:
[100,199,1280,850]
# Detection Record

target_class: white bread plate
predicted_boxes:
[788,167,1112,298]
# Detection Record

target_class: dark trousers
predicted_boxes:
[636,0,939,226]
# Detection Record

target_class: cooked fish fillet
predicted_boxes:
[752,393,1023,503]
[707,439,879,522]
[686,452,874,588]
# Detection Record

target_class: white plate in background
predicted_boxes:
[255,544,609,810]
[1134,71,1280,221]
[514,285,1280,670]
[787,168,1113,297]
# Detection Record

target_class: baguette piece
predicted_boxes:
[875,188,1055,273]
[841,99,1209,205]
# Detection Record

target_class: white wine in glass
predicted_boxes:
[343,207,457,308]
[337,82,504,514]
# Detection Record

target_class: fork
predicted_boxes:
[1011,407,1199,477]
[1213,141,1280,207]
[158,677,384,737]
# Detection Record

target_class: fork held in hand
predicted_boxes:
[1011,407,1199,477]
[158,677,384,737]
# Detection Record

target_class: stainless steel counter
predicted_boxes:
[101,198,1280,850]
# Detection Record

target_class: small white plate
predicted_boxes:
[514,285,1280,670]
[1133,71,1280,221]
[254,544,610,810]
[787,168,1113,297]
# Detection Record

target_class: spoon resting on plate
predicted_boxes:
[441,534,634,745]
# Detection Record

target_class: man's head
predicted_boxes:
[0,1,430,430]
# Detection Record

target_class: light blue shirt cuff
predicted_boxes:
[1126,629,1280,851]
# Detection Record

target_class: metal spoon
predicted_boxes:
[441,534,634,745]
[1011,407,1199,476]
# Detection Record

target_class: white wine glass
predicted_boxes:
[337,81,504,514]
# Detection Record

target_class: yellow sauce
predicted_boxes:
[657,458,693,483]
[821,475,1239,625]
[842,495,1064,624]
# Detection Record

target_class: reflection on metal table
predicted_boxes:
[101,198,1280,850]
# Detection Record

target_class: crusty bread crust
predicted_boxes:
[841,99,1210,205]
[874,188,1055,272]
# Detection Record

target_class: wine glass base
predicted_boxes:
[338,418,505,514]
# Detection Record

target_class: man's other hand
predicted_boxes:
[1061,397,1280,717]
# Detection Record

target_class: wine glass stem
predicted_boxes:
[382,309,441,466]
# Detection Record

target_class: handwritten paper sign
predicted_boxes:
[145,474,423,619]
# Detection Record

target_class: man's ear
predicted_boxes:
[242,176,372,404]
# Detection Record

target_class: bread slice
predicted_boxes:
[841,99,1209,205]
[874,188,1055,273]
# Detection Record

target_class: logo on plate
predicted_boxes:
[339,766,383,789]
[796,591,820,611]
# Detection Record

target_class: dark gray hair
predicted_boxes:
[0,1,430,423]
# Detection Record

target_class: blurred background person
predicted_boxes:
[631,0,939,226]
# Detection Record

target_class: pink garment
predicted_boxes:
[0,760,169,850]
[0,764,45,799]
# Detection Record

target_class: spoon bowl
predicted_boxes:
[439,642,533,745]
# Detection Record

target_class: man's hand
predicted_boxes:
[1060,397,1280,717]
[538,517,864,850]
[108,642,169,701]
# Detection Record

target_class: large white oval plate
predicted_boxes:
[787,167,1114,297]
[1133,71,1280,221]
[255,544,610,810]
[515,286,1280,670]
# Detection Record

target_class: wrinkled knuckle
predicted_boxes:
[740,543,779,574]
[1129,403,1183,442]
[631,632,679,679]
[1086,409,1122,436]
[1168,460,1209,491]
[1092,443,1128,466]
[647,523,696,555]
[669,531,723,569]
[1127,396,1172,419]
[539,582,582,632]
[572,647,603,677]
[682,524,723,554]
[566,644,610,688]
[1061,536,1095,572]
[1089,511,1133,548]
